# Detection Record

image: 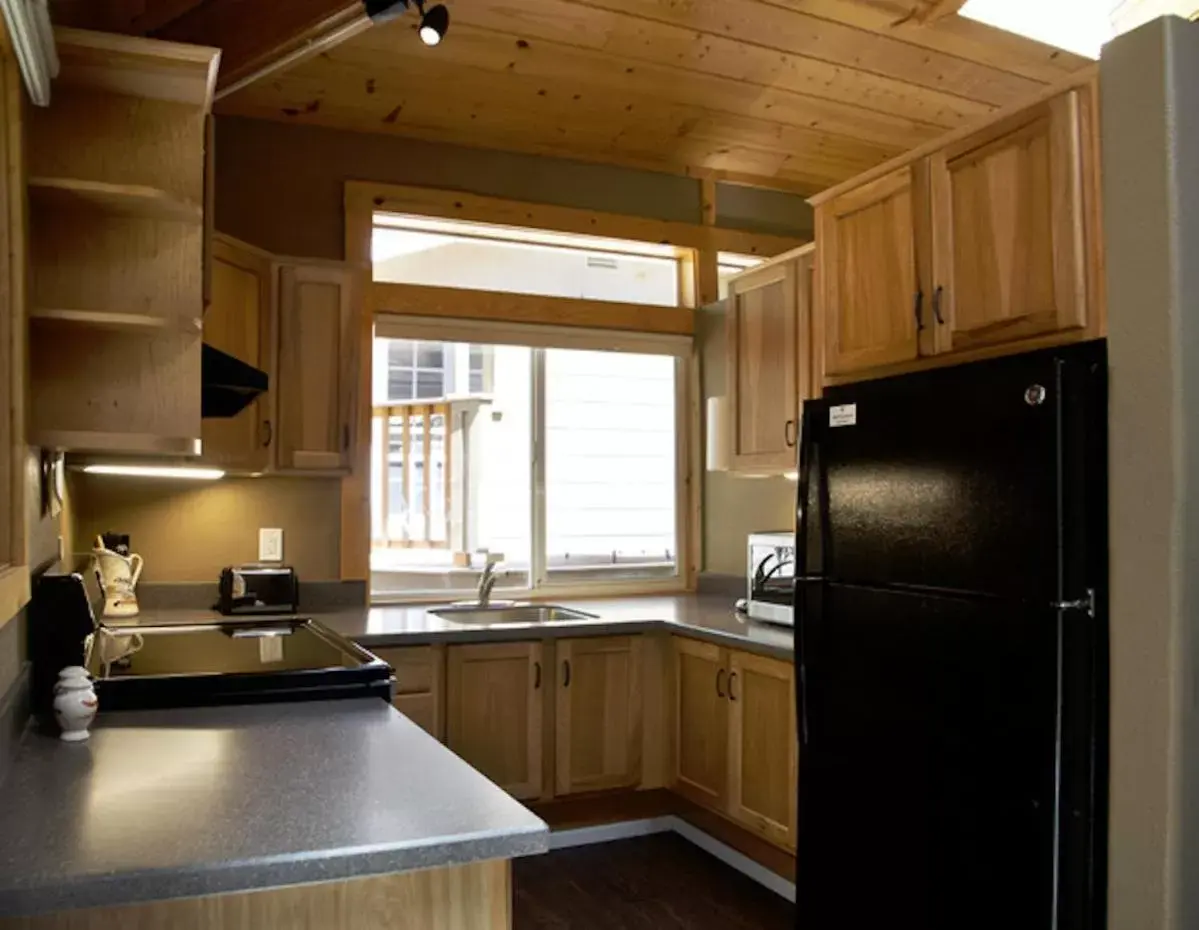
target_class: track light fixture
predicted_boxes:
[364,0,450,46]
[418,3,450,45]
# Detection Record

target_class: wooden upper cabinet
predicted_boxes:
[447,642,544,800]
[724,244,816,474]
[929,91,1087,354]
[201,235,273,471]
[555,636,643,795]
[727,261,799,471]
[275,261,356,472]
[820,166,922,378]
[673,637,729,809]
[727,651,797,850]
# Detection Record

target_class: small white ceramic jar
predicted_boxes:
[53,666,98,742]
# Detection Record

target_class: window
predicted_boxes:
[370,326,685,601]
[373,214,682,308]
[545,349,677,582]
[717,252,765,300]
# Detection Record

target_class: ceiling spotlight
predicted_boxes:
[418,3,449,46]
[364,0,449,47]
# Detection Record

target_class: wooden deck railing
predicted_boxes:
[373,402,451,549]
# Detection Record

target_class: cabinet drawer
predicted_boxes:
[372,646,439,695]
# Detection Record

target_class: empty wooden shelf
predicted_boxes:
[29,177,202,223]
[30,307,202,334]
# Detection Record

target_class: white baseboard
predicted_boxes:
[549,817,674,849]
[667,816,797,903]
[546,815,797,903]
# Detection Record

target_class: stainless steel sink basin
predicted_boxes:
[429,604,598,625]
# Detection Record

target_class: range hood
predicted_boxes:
[202,344,268,419]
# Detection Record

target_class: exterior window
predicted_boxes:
[717,252,765,300]
[370,336,680,600]
[373,214,682,308]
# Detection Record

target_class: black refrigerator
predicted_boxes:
[793,341,1107,930]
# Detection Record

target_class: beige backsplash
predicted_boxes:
[68,473,342,583]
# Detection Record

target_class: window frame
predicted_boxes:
[343,180,809,592]
[369,317,692,603]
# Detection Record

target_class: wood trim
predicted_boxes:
[809,66,1099,207]
[370,282,695,336]
[351,181,807,258]
[823,325,1103,388]
[54,27,221,110]
[340,185,374,586]
[2,858,512,929]
[214,11,372,101]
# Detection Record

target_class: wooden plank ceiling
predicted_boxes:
[54,0,1094,194]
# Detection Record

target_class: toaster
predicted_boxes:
[217,565,300,616]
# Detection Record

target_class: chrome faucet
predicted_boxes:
[476,557,500,606]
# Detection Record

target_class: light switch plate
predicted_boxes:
[259,528,284,562]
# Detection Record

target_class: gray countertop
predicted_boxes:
[123,594,795,660]
[0,699,549,918]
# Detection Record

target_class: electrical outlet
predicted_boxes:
[259,528,284,562]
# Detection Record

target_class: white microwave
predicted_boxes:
[746,532,795,626]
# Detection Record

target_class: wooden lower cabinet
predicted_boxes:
[672,638,798,850]
[727,651,798,850]
[373,645,445,742]
[447,642,544,800]
[555,636,643,795]
[672,638,730,809]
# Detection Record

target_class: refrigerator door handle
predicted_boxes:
[795,401,821,748]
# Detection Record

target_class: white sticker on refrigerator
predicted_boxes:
[829,404,857,428]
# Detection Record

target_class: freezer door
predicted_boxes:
[813,345,1103,601]
[796,583,1061,929]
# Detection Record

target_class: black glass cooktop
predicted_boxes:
[85,617,391,710]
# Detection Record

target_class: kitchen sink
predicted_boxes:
[429,604,598,625]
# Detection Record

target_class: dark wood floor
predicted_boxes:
[513,833,796,929]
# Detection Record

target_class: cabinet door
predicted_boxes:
[447,642,544,800]
[929,91,1087,354]
[727,650,798,849]
[673,637,729,810]
[820,166,923,377]
[373,645,445,742]
[201,236,273,471]
[727,261,799,472]
[555,636,643,795]
[276,262,356,472]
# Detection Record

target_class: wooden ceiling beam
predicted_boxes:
[153,0,374,95]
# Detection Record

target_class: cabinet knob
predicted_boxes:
[562,659,571,688]
[261,419,273,448]
[533,661,541,690]
[716,668,726,698]
[913,289,925,332]
[784,419,797,448]
[728,671,739,702]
